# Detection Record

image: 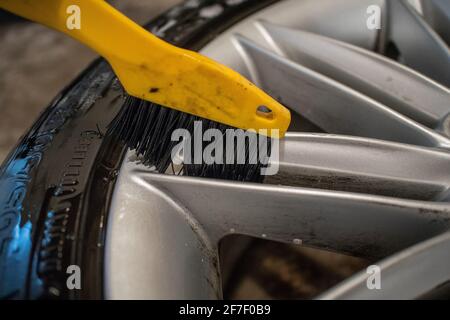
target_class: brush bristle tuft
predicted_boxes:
[108,96,271,182]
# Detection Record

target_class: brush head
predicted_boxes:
[107,96,272,182]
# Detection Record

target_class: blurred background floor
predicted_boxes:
[0,0,181,162]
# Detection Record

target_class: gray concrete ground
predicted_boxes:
[0,0,181,162]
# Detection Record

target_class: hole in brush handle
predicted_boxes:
[256,105,274,120]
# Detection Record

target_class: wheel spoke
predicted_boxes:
[134,168,450,259]
[257,21,450,129]
[270,133,450,200]
[384,0,450,87]
[200,0,384,79]
[422,0,450,45]
[234,35,450,148]
[105,163,221,299]
[319,231,450,299]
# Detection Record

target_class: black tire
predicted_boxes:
[0,0,278,300]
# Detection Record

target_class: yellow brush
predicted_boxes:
[0,0,290,138]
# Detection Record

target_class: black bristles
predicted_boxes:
[107,96,272,182]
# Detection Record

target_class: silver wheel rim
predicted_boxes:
[104,0,450,300]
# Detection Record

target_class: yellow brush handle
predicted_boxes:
[0,0,291,138]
